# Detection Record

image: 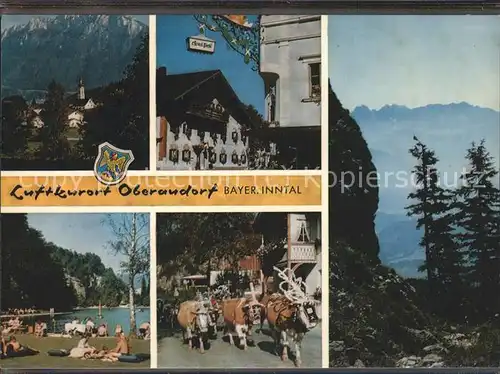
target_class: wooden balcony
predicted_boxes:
[289,242,316,262]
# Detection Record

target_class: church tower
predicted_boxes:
[78,77,85,100]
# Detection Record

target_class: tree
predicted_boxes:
[119,31,149,169]
[406,138,439,285]
[77,32,149,169]
[328,82,380,262]
[429,183,465,318]
[244,104,285,170]
[36,80,71,160]
[103,213,150,337]
[453,140,500,320]
[156,213,261,292]
[140,276,148,306]
[1,96,30,157]
[253,213,288,294]
[100,269,127,307]
[1,214,77,311]
[406,137,466,316]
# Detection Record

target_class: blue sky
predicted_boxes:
[1,14,149,30]
[156,15,264,114]
[27,213,150,274]
[328,15,500,111]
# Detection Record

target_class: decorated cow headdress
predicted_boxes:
[274,266,311,304]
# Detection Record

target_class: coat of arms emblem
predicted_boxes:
[93,142,134,185]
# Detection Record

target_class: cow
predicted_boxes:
[259,267,320,367]
[158,298,180,333]
[221,283,265,350]
[176,300,211,353]
[208,285,232,333]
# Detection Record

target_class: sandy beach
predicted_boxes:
[0,336,150,369]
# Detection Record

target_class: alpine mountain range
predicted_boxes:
[1,15,147,100]
[352,102,499,278]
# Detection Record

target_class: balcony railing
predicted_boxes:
[289,243,316,262]
[187,102,229,123]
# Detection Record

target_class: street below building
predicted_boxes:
[157,322,322,368]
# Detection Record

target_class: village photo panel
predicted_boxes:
[327,15,500,368]
[155,15,322,171]
[1,15,150,171]
[1,212,151,368]
[156,212,323,368]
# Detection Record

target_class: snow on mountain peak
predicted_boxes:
[27,17,50,31]
[2,15,146,40]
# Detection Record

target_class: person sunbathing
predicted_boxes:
[2,323,12,335]
[68,334,95,359]
[82,344,108,360]
[1,336,6,357]
[7,318,23,333]
[3,336,39,357]
[97,324,108,337]
[40,322,47,337]
[139,322,150,340]
[114,324,123,337]
[102,332,129,362]
[34,321,42,337]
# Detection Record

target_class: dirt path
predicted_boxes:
[158,323,322,368]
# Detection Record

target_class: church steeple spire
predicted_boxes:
[78,77,85,100]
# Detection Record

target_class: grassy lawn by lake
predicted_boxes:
[1,335,150,369]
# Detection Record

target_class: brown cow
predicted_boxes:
[258,267,320,367]
[176,300,211,353]
[221,295,264,350]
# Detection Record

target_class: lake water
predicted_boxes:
[18,307,150,335]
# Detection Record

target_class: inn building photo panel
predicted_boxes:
[155,15,322,171]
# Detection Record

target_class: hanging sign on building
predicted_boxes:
[186,35,216,54]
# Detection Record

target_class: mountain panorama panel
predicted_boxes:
[327,14,500,370]
[1,15,150,171]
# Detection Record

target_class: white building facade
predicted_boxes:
[30,78,99,129]
[260,15,321,128]
[257,16,322,169]
[156,100,249,171]
[156,69,252,171]
[254,212,322,294]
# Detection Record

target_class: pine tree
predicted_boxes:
[406,138,439,284]
[406,137,464,313]
[426,170,465,317]
[453,140,500,320]
[36,80,70,161]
